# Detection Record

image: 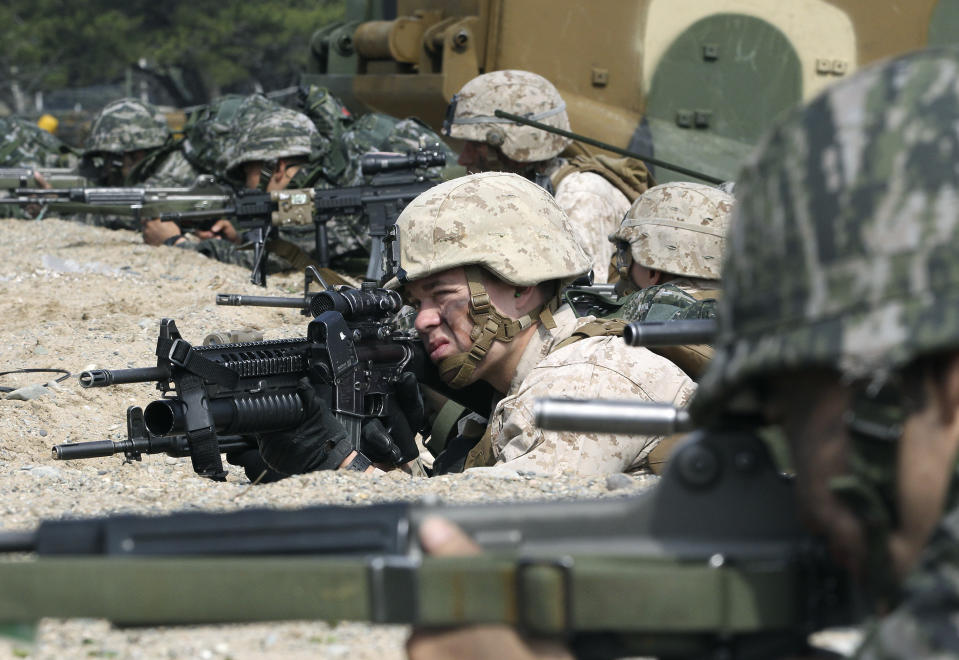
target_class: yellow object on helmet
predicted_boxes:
[37,114,58,134]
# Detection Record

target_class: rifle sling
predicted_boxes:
[0,554,804,635]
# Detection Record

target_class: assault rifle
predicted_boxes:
[0,167,87,190]
[53,267,494,479]
[313,147,446,280]
[6,148,446,286]
[0,421,859,659]
[54,266,415,481]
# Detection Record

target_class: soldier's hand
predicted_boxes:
[23,171,53,218]
[407,518,574,660]
[194,219,239,243]
[142,217,184,246]
[257,378,376,474]
[32,171,52,190]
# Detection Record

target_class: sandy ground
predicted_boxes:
[0,218,655,659]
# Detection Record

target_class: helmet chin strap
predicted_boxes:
[437,266,558,388]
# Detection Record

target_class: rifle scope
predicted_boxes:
[360,148,446,175]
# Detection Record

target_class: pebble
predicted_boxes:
[605,473,633,491]
[5,383,52,401]
[25,465,64,481]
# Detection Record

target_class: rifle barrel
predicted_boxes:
[534,398,692,434]
[78,367,170,388]
[493,109,725,184]
[622,319,717,347]
[216,294,309,309]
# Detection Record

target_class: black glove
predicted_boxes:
[225,447,288,484]
[360,372,425,465]
[256,379,355,475]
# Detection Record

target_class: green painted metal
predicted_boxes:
[928,0,959,46]
[0,554,805,634]
[645,13,802,182]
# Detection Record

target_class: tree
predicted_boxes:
[0,0,345,111]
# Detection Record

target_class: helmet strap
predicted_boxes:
[437,266,557,388]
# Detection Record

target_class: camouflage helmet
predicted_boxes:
[225,101,317,177]
[397,171,590,388]
[610,182,732,281]
[444,70,571,163]
[396,171,591,287]
[693,47,959,419]
[84,98,169,154]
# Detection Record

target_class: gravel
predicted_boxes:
[0,218,657,659]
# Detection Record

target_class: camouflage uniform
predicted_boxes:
[177,98,320,271]
[0,116,78,219]
[552,168,632,284]
[0,116,77,168]
[180,92,452,277]
[484,303,695,475]
[610,181,731,321]
[617,279,720,322]
[78,98,201,229]
[395,172,695,475]
[688,49,959,657]
[445,70,642,283]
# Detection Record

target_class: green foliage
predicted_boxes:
[0,0,345,104]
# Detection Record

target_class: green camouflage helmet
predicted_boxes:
[0,116,76,168]
[84,98,169,155]
[225,99,318,177]
[693,47,959,419]
[445,70,571,163]
[396,171,590,287]
[610,182,732,281]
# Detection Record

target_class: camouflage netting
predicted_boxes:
[694,47,959,418]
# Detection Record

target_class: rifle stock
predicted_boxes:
[0,428,859,659]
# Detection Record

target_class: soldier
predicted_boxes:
[444,70,651,283]
[81,97,198,189]
[143,100,330,274]
[608,181,732,323]
[256,171,695,478]
[0,115,76,169]
[411,48,959,659]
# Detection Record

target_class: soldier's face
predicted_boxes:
[458,141,525,175]
[407,268,526,386]
[121,150,147,180]
[408,268,490,366]
[765,372,868,579]
[766,365,959,588]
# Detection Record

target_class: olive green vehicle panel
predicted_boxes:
[306,0,952,182]
[644,13,802,182]
[928,0,959,46]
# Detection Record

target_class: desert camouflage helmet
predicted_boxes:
[396,171,591,287]
[396,171,590,388]
[693,47,959,419]
[610,182,732,281]
[84,98,169,155]
[225,102,317,176]
[444,70,571,163]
